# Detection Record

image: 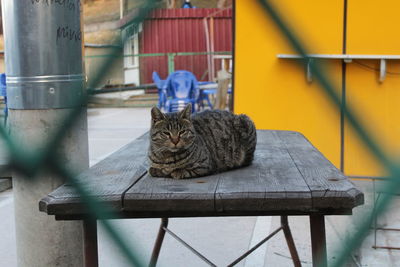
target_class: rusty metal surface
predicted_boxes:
[149,218,169,267]
[310,215,327,267]
[83,219,99,267]
[140,8,232,83]
[281,216,302,267]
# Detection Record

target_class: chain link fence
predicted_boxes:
[0,0,397,266]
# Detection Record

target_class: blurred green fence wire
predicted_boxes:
[1,0,398,266]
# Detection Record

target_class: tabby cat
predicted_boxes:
[148,104,257,179]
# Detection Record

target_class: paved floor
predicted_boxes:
[1,108,400,266]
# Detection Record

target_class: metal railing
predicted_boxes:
[85,51,231,94]
[86,51,231,75]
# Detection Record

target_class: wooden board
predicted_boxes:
[275,131,364,209]
[215,131,312,213]
[39,133,149,215]
[40,130,364,218]
[123,173,220,213]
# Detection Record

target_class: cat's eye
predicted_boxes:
[163,131,171,136]
[179,130,186,135]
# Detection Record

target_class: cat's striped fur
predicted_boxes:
[148,104,257,179]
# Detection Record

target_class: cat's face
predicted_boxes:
[150,104,196,151]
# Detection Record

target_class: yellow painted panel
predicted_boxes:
[345,0,400,176]
[235,0,343,167]
[347,0,400,54]
[345,61,400,176]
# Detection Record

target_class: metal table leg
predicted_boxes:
[149,218,169,267]
[150,216,302,267]
[281,216,301,267]
[310,215,327,267]
[83,219,99,267]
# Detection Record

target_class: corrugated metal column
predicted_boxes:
[2,1,88,266]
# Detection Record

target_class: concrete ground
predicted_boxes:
[1,108,400,266]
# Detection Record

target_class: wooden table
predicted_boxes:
[39,130,364,267]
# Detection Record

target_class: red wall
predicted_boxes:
[139,8,232,83]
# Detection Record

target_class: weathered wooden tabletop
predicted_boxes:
[39,130,364,220]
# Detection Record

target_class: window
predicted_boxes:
[124,34,139,69]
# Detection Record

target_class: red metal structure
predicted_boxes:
[139,8,232,83]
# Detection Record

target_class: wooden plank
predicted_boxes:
[39,133,150,215]
[123,173,220,213]
[215,130,312,213]
[255,129,289,147]
[276,131,364,209]
[40,129,363,218]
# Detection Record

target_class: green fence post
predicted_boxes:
[168,53,176,74]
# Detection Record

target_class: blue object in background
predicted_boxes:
[182,0,195,8]
[164,70,199,112]
[197,81,233,110]
[197,81,215,109]
[152,71,167,109]
[0,73,7,119]
[153,70,234,112]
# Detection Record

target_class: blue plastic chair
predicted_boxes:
[164,70,199,113]
[197,81,216,110]
[197,81,233,110]
[0,73,7,119]
[152,71,167,110]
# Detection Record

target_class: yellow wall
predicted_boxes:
[235,0,400,177]
[344,0,400,176]
[235,0,343,168]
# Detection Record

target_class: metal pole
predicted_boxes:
[83,219,99,267]
[149,218,169,267]
[310,215,327,267]
[120,0,124,19]
[168,53,176,74]
[281,216,301,267]
[203,18,212,81]
[2,1,89,266]
[210,17,215,82]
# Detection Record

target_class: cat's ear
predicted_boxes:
[151,106,165,123]
[179,104,192,120]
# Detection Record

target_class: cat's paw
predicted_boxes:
[171,169,189,179]
[149,167,165,177]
